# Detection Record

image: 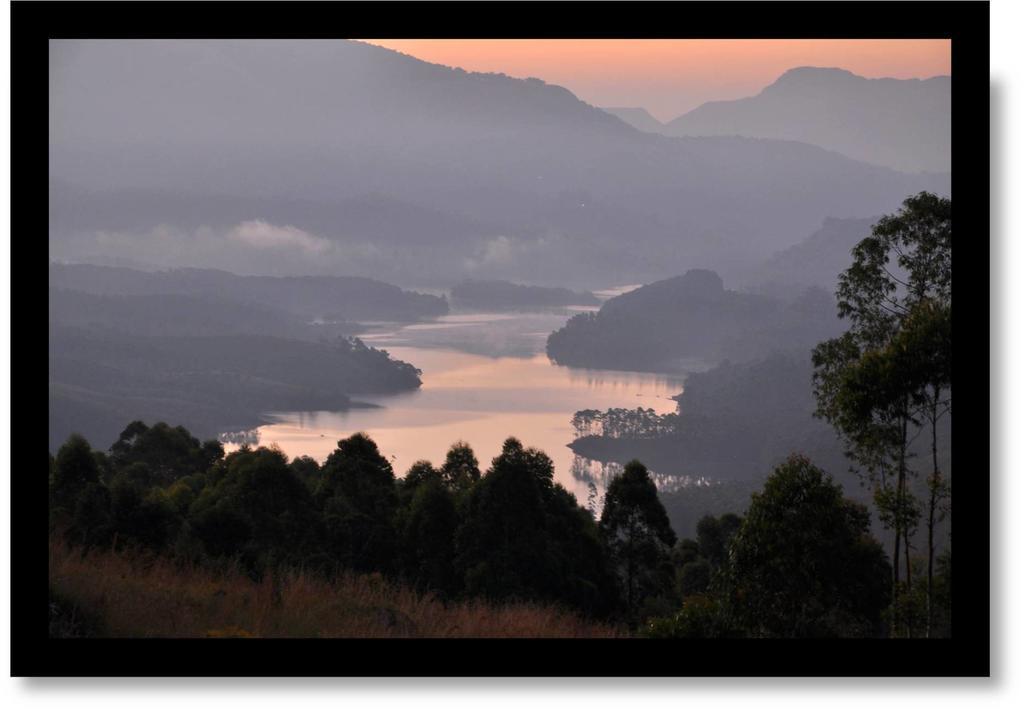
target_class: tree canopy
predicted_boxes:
[721,455,890,637]
[599,460,677,625]
[812,191,952,637]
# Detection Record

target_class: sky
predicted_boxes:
[362,39,951,121]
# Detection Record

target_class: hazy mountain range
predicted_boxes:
[50,40,949,289]
[660,67,950,173]
[601,106,666,134]
[746,216,879,297]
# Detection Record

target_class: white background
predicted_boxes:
[2,0,1020,706]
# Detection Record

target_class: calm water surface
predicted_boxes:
[239,310,689,503]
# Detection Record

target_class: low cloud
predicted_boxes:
[463,235,516,270]
[226,220,332,254]
[83,220,341,276]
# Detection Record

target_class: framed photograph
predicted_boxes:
[15,0,989,676]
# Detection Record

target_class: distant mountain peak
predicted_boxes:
[766,66,860,90]
[776,65,858,79]
[665,64,950,173]
[766,65,948,92]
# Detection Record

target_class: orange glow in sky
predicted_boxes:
[361,39,951,121]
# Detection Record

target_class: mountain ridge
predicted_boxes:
[664,66,950,173]
[51,42,948,285]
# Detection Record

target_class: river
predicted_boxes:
[234,309,688,504]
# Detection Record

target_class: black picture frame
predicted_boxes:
[15,0,990,677]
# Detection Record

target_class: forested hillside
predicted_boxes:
[547,270,842,371]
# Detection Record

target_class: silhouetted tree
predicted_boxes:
[440,441,480,492]
[51,434,101,521]
[109,421,221,487]
[454,438,551,601]
[107,475,179,551]
[400,477,458,596]
[316,433,398,573]
[69,482,113,548]
[678,559,712,598]
[400,460,442,502]
[671,538,701,568]
[812,191,951,636]
[696,512,742,569]
[540,481,620,617]
[289,455,322,493]
[189,446,318,570]
[453,437,616,614]
[892,299,951,636]
[721,455,890,637]
[599,460,677,626]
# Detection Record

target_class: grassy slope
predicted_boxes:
[48,538,624,639]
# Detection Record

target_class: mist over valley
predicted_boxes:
[45,38,955,641]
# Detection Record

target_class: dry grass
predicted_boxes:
[48,538,626,638]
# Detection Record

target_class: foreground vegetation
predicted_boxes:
[49,536,621,638]
[49,419,912,637]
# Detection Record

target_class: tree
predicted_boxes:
[454,437,616,614]
[540,481,620,617]
[400,460,442,502]
[50,434,100,521]
[599,460,677,626]
[316,433,398,573]
[400,477,458,596]
[440,441,480,492]
[188,446,318,570]
[454,438,552,601]
[678,559,712,598]
[696,512,742,569]
[891,299,951,636]
[69,482,113,548]
[671,538,701,568]
[289,455,322,493]
[668,513,744,599]
[109,421,221,487]
[721,455,890,637]
[812,191,951,636]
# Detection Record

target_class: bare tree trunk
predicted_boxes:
[891,488,901,638]
[878,466,898,639]
[926,385,942,639]
[898,410,910,637]
[627,516,637,625]
[903,523,912,637]
[927,489,936,638]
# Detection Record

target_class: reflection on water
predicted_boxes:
[219,428,260,447]
[358,309,598,359]
[229,309,698,504]
[569,455,712,514]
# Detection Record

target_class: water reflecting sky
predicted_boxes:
[242,310,691,503]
